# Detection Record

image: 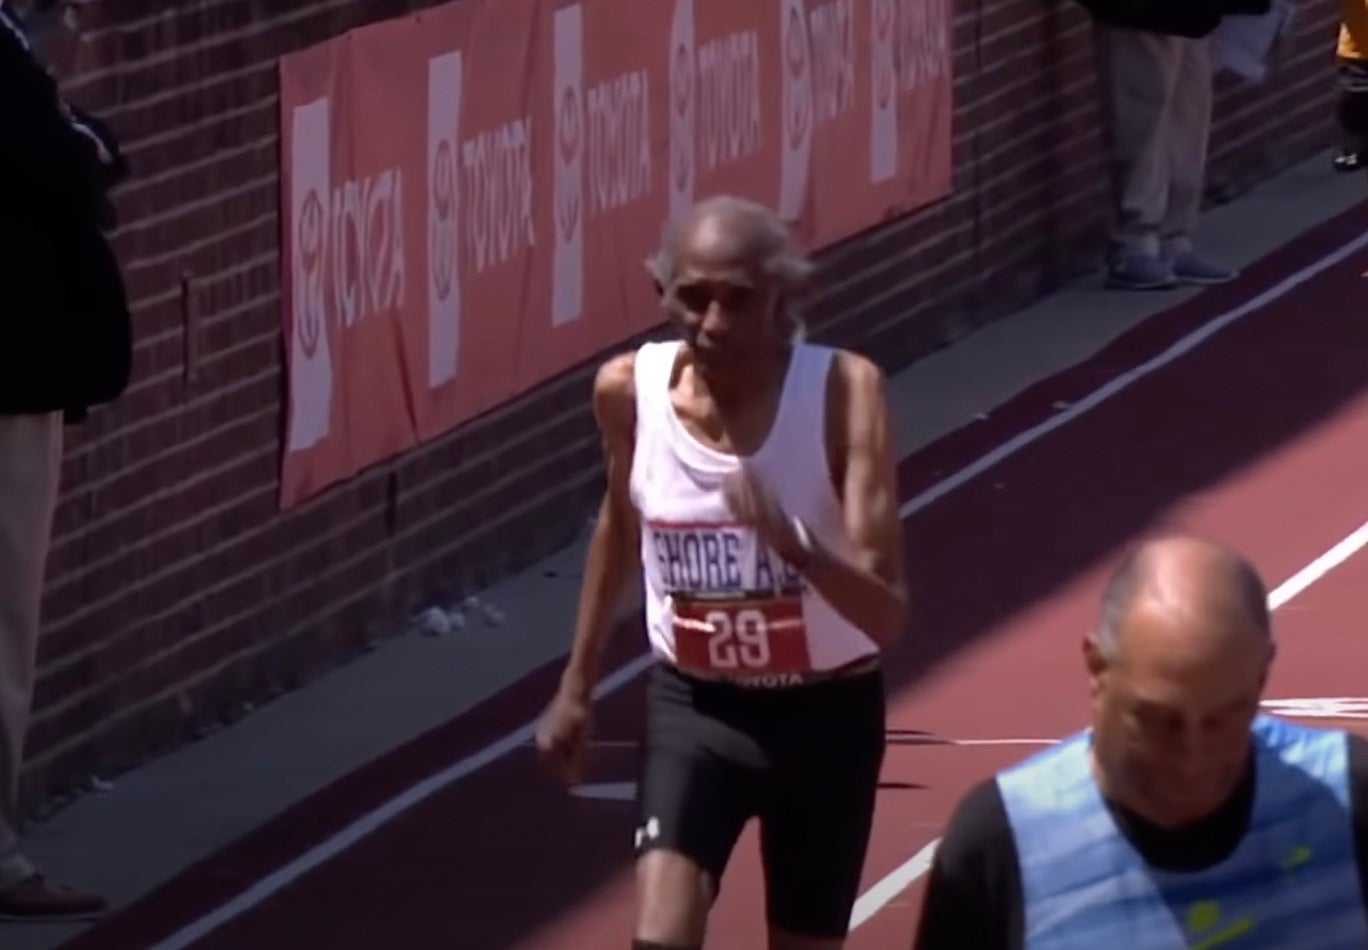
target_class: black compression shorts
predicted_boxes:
[633,661,886,938]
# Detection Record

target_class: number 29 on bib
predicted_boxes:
[670,593,812,675]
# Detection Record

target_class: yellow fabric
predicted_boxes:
[1342,0,1368,61]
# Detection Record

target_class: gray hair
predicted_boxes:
[644,195,816,340]
[1094,541,1271,661]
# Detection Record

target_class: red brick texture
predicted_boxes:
[22,0,1343,812]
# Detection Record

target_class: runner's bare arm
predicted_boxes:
[803,351,908,648]
[558,353,642,699]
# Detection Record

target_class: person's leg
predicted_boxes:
[0,412,61,892]
[1159,36,1234,284]
[632,666,761,947]
[633,754,753,946]
[757,673,887,950]
[0,411,105,920]
[1094,24,1183,289]
[1336,58,1368,175]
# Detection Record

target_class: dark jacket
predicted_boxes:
[1075,0,1273,39]
[0,4,132,420]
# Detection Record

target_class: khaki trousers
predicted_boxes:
[1096,25,1214,257]
[0,412,62,889]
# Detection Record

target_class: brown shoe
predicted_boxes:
[0,873,108,921]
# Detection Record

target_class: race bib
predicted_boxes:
[670,589,811,675]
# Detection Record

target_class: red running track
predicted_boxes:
[61,203,1368,950]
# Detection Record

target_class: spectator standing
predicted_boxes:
[1334,0,1368,173]
[1078,0,1271,289]
[0,0,131,920]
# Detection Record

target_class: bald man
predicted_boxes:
[536,195,907,949]
[914,536,1368,949]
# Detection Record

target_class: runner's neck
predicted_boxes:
[687,343,792,416]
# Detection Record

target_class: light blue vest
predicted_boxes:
[997,715,1368,949]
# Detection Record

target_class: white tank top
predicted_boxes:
[628,339,880,679]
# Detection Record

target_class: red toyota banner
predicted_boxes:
[278,0,953,507]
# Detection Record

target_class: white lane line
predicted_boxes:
[149,654,654,950]
[571,782,638,801]
[152,229,1368,950]
[1261,698,1368,719]
[848,513,1368,932]
[900,227,1368,518]
[891,737,1059,748]
[1267,519,1368,608]
[850,840,940,928]
[938,738,1057,747]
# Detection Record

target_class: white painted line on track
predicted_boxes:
[850,840,940,928]
[152,229,1368,949]
[149,654,654,950]
[571,782,638,801]
[938,738,1057,747]
[900,228,1368,519]
[1261,698,1368,719]
[848,514,1368,932]
[1267,519,1368,609]
[890,737,1059,748]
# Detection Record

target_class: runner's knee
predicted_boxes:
[634,850,714,946]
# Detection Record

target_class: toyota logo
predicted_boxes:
[297,189,325,358]
[672,43,692,119]
[558,85,581,164]
[431,139,456,300]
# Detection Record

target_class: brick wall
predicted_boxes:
[23,0,1342,811]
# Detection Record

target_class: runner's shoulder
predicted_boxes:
[827,348,889,403]
[592,351,637,436]
[919,775,1023,949]
[821,350,891,443]
[935,776,1019,872]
